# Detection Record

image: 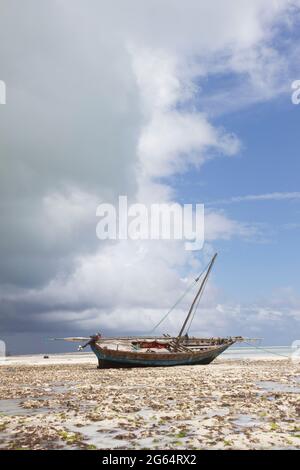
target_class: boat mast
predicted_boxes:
[177,253,218,339]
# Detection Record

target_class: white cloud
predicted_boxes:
[138,110,240,178]
[209,192,300,205]
[132,46,241,180]
[205,211,259,241]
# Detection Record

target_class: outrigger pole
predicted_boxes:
[177,253,218,339]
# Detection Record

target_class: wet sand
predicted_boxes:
[0,356,299,450]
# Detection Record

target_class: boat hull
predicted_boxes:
[90,341,233,369]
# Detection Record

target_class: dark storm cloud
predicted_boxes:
[0,1,140,289]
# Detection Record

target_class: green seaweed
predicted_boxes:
[58,430,81,444]
[270,422,279,431]
[223,440,232,447]
[87,444,97,450]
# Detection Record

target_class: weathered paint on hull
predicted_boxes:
[90,342,232,369]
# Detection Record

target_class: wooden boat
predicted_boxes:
[88,336,240,368]
[56,253,246,368]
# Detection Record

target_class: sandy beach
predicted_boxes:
[0,354,299,450]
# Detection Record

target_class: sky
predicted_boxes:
[0,0,300,354]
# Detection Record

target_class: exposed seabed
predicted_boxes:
[0,356,299,450]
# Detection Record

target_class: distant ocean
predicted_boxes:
[223,346,297,359]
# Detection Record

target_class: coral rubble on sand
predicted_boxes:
[0,359,299,450]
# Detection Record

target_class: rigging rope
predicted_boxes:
[242,341,292,359]
[149,261,211,334]
[149,278,196,334]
